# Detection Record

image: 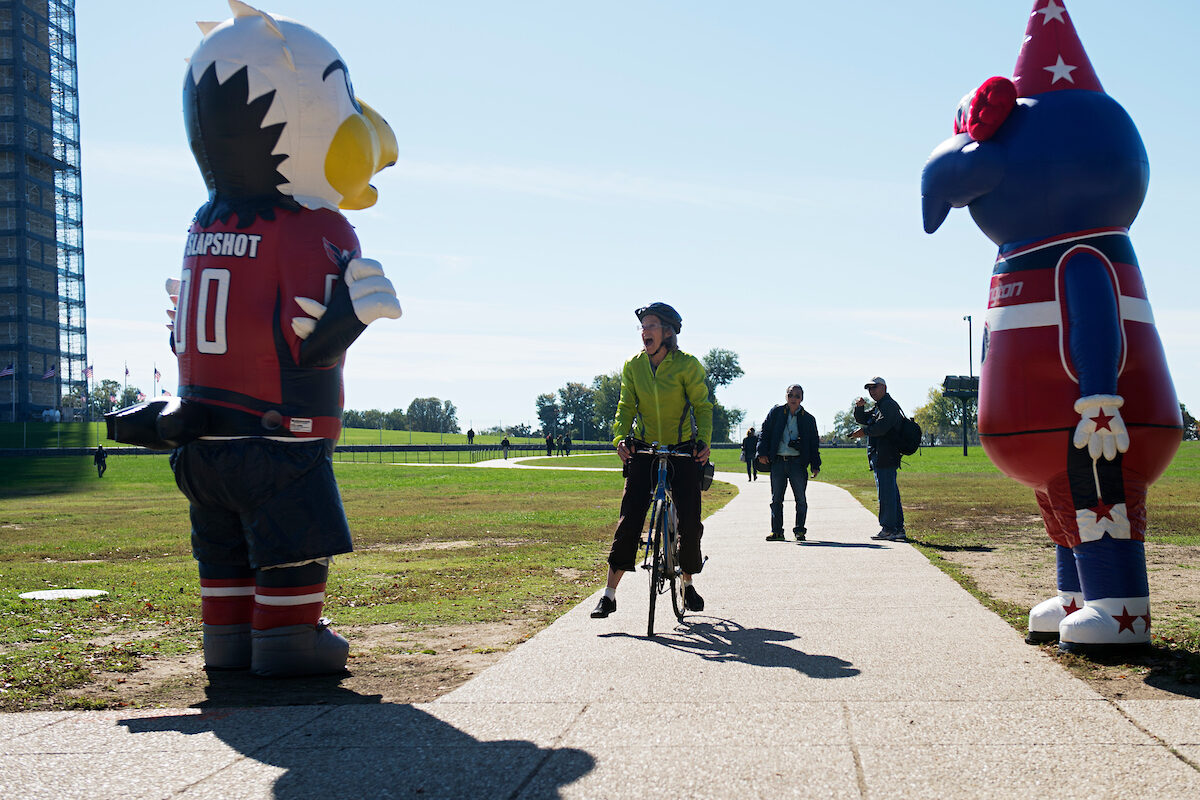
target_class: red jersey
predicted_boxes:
[175,207,359,440]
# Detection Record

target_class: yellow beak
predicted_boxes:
[325,99,398,210]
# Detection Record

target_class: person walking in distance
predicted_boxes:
[93,445,108,478]
[756,385,821,541]
[741,427,760,482]
[590,302,712,619]
[850,377,906,542]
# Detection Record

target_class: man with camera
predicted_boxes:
[756,385,821,542]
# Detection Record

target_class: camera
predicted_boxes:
[787,438,803,450]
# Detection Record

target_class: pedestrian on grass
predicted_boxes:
[756,385,821,541]
[850,377,906,542]
[501,435,511,460]
[93,445,108,478]
[564,433,572,456]
[545,432,553,457]
[591,302,712,619]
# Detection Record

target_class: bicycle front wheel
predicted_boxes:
[647,500,666,637]
[667,502,686,620]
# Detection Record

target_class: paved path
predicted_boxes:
[3,471,1198,799]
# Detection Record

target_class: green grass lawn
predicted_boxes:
[0,454,735,710]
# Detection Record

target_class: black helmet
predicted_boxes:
[635,302,682,333]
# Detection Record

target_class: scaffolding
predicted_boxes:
[0,0,85,422]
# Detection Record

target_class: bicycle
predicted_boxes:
[630,439,696,637]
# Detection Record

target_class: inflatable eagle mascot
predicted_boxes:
[920,1,1182,651]
[110,0,401,676]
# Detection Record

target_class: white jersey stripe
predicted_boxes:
[200,586,255,597]
[987,296,1154,332]
[255,592,325,606]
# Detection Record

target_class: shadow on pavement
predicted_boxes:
[793,540,887,549]
[601,619,860,678]
[121,687,594,798]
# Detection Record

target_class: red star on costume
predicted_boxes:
[1062,597,1081,615]
[1093,408,1114,431]
[1090,500,1115,522]
[1140,611,1151,631]
[1113,606,1138,634]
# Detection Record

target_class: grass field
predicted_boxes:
[0,453,736,710]
[1,440,1196,709]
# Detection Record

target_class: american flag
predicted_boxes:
[84,364,93,380]
[154,367,162,382]
[136,392,146,402]
[124,365,129,378]
[161,389,173,396]
[41,366,55,379]
[0,363,12,378]
[109,395,117,403]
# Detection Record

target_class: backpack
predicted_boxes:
[894,414,922,456]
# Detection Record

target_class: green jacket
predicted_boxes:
[611,349,713,447]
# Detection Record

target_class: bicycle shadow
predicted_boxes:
[119,685,594,798]
[600,618,860,679]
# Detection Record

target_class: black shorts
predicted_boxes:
[171,438,353,569]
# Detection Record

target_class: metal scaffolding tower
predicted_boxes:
[0,0,85,422]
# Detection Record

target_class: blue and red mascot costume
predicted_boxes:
[110,1,402,676]
[922,1,1181,650]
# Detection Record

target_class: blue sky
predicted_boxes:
[75,1,1199,437]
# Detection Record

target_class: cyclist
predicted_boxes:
[591,302,713,619]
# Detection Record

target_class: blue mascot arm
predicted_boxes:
[1061,251,1120,397]
[920,133,1005,234]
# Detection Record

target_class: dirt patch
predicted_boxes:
[943,541,1200,699]
[66,619,541,709]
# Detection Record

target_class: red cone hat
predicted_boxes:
[1012,0,1103,97]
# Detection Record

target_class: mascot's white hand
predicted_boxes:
[291,296,327,340]
[165,277,180,332]
[345,257,402,325]
[1072,394,1130,461]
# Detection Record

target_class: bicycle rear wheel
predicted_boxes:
[667,501,686,620]
[647,501,666,637]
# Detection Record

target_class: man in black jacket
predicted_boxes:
[850,377,906,542]
[756,385,821,542]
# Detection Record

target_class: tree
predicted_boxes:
[90,379,122,415]
[831,409,859,443]
[701,348,745,443]
[119,386,143,408]
[1182,403,1198,441]
[535,393,562,435]
[558,382,595,440]
[406,397,460,433]
[913,386,976,445]
[701,348,744,398]
[590,371,621,441]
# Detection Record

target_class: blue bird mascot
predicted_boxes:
[920,1,1182,651]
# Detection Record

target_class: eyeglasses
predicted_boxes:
[639,323,662,332]
[787,394,802,399]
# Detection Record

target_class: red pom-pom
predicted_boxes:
[966,76,1017,141]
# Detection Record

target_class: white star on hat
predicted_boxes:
[1036,1,1067,25]
[1043,55,1077,84]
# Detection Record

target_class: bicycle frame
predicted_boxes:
[633,441,691,635]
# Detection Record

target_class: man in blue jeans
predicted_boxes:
[850,377,906,542]
[756,385,821,542]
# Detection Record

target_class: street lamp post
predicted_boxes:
[963,314,973,378]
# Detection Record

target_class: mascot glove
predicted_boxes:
[164,277,180,332]
[345,257,402,325]
[1072,394,1130,461]
[290,258,402,339]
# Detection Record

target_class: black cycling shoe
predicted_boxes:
[590,596,616,618]
[683,585,705,612]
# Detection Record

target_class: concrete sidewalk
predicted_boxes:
[2,472,1198,799]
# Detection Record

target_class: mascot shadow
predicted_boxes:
[120,688,594,799]
[602,619,860,679]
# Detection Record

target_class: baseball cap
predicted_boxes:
[864,377,887,389]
